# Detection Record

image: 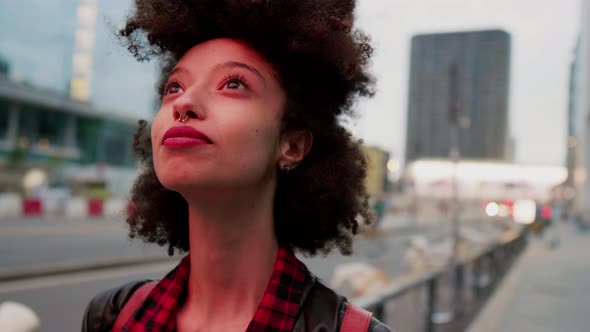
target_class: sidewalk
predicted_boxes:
[468,222,590,332]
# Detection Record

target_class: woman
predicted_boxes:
[83,0,391,331]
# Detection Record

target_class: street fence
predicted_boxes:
[356,229,527,332]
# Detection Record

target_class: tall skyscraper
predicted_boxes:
[566,37,581,186]
[571,0,590,221]
[70,0,98,101]
[405,29,511,163]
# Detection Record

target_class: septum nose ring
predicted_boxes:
[178,114,190,123]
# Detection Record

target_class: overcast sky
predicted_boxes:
[352,0,580,166]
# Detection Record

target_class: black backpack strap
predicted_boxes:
[112,281,158,331]
[293,272,391,332]
[81,280,152,332]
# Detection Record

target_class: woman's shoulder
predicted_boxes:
[299,274,391,332]
[81,279,152,332]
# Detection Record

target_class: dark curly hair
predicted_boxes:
[121,0,375,256]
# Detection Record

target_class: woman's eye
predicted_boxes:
[165,82,183,95]
[225,79,243,89]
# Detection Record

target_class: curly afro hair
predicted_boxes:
[121,0,375,256]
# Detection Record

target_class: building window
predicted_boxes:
[39,110,67,147]
[76,117,100,164]
[99,120,134,166]
[103,136,128,166]
[76,118,134,166]
[18,105,67,148]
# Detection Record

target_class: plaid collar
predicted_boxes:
[120,247,307,332]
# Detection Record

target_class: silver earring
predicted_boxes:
[283,164,291,175]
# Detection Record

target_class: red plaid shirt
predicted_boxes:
[119,247,307,332]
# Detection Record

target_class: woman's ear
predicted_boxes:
[278,130,313,169]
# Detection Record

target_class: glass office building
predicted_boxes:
[0,79,136,168]
[405,30,511,163]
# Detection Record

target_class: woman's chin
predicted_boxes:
[158,173,216,193]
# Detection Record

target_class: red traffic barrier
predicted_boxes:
[88,199,103,217]
[23,198,43,216]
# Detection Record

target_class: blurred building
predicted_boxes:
[70,0,97,102]
[565,37,582,188]
[405,30,511,163]
[362,146,390,197]
[404,160,566,202]
[571,0,590,221]
[0,78,137,193]
[0,1,159,198]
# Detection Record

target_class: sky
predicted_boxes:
[0,0,78,94]
[352,0,580,166]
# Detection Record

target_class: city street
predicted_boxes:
[0,1,585,331]
[0,217,165,274]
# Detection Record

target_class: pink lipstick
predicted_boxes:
[162,126,212,148]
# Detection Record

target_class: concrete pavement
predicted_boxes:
[468,222,590,332]
[0,217,166,275]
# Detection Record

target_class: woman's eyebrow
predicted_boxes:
[214,61,267,86]
[168,66,189,78]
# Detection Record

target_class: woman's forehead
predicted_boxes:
[177,38,270,71]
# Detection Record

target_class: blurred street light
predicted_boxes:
[485,202,499,217]
[387,158,402,182]
[513,199,537,224]
[22,169,48,196]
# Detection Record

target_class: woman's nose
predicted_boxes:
[173,109,199,122]
[172,92,202,122]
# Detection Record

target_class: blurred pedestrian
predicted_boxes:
[372,195,386,226]
[82,1,390,331]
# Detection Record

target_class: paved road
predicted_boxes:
[0,217,165,273]
[0,216,431,275]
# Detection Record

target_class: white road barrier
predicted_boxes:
[0,194,21,218]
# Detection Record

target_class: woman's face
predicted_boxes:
[151,38,287,194]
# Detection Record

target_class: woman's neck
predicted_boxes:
[177,184,279,331]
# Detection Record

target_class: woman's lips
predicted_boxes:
[162,126,212,148]
[163,137,210,147]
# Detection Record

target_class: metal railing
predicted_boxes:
[356,229,528,332]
